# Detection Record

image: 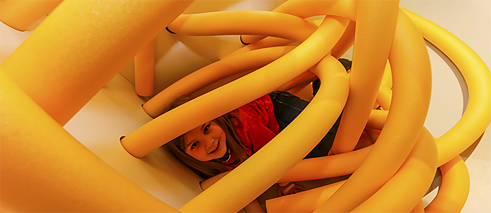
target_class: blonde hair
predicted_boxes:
[162,96,249,179]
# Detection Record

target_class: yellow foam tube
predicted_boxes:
[329,0,399,155]
[168,10,317,44]
[425,156,470,212]
[241,18,355,59]
[224,36,294,59]
[278,145,372,183]
[230,17,353,62]
[266,180,346,213]
[376,86,393,110]
[351,128,438,212]
[0,0,193,126]
[376,61,393,109]
[331,20,356,59]
[402,8,491,166]
[277,69,317,93]
[0,0,62,31]
[381,60,393,89]
[143,46,295,118]
[310,18,356,59]
[356,131,375,149]
[314,8,432,212]
[266,130,437,212]
[273,0,357,21]
[240,34,267,45]
[121,16,349,158]
[366,109,389,130]
[134,40,155,97]
[411,201,426,213]
[179,55,349,213]
[0,71,179,212]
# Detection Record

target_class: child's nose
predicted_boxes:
[204,136,214,148]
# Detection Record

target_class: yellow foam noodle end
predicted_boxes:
[330,0,399,155]
[121,16,349,159]
[0,0,62,31]
[315,7,432,212]
[0,71,179,212]
[0,0,193,126]
[179,53,349,212]
[134,40,155,97]
[402,8,491,166]
[352,128,438,212]
[143,46,296,118]
[425,156,470,212]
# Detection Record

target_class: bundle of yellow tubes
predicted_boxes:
[1,0,489,212]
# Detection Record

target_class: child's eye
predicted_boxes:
[203,124,211,133]
[190,141,198,150]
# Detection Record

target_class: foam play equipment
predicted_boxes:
[0,0,62,31]
[1,0,490,212]
[134,40,156,97]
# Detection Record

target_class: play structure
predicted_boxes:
[1,0,490,212]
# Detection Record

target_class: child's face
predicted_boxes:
[183,121,227,161]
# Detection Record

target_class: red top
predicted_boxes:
[223,95,279,166]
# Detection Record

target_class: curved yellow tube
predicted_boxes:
[224,36,294,59]
[331,20,357,59]
[143,46,295,118]
[266,180,346,213]
[0,0,62,31]
[381,60,393,89]
[351,128,438,212]
[231,16,354,61]
[0,71,179,212]
[411,201,426,213]
[0,0,193,126]
[376,61,393,109]
[425,156,470,213]
[278,146,372,183]
[276,69,317,93]
[168,10,317,44]
[134,40,155,97]
[366,109,389,130]
[329,0,399,155]
[273,0,357,21]
[121,16,349,158]
[179,54,349,213]
[315,8,432,212]
[402,8,491,166]
[376,86,393,110]
[241,18,356,59]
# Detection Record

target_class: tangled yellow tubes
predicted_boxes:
[1,0,490,212]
